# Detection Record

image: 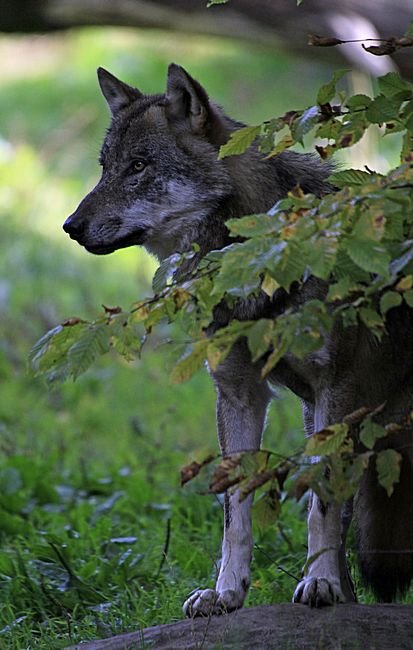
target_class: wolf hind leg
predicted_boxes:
[355,429,413,601]
[183,342,272,617]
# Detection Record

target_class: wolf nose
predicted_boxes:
[63,214,85,240]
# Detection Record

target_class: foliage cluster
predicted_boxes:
[31,69,413,524]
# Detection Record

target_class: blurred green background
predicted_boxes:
[1,27,386,648]
[0,28,332,465]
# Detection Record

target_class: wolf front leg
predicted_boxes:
[183,344,272,617]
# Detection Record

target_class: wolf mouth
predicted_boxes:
[84,229,147,255]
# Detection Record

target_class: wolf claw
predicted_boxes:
[183,588,243,617]
[293,577,345,607]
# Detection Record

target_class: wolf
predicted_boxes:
[63,64,413,615]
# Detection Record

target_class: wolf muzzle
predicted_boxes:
[63,210,147,255]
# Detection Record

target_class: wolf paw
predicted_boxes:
[183,588,244,617]
[293,577,345,607]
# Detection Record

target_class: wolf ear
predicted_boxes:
[166,64,211,134]
[97,68,142,116]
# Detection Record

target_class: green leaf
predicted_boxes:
[380,291,402,314]
[246,319,274,362]
[303,234,338,279]
[395,275,413,292]
[109,314,142,360]
[401,129,413,161]
[218,125,261,159]
[345,94,372,110]
[360,418,387,450]
[68,324,110,379]
[30,321,90,382]
[227,214,277,238]
[327,277,359,302]
[239,450,271,476]
[304,423,349,456]
[378,73,413,100]
[328,169,374,188]
[345,238,390,276]
[267,133,294,156]
[366,94,401,124]
[211,239,276,298]
[376,449,401,496]
[317,70,348,105]
[206,321,251,372]
[206,338,234,372]
[353,210,386,242]
[267,240,307,289]
[171,340,208,384]
[261,272,280,297]
[337,119,369,149]
[252,488,280,530]
[316,119,343,143]
[259,117,290,153]
[327,452,372,502]
[207,0,228,5]
[261,339,289,376]
[404,289,413,307]
[358,307,385,334]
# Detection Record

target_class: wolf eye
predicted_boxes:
[131,160,146,173]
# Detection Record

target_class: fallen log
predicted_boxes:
[66,603,413,649]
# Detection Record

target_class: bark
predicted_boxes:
[66,603,413,650]
[1,0,413,79]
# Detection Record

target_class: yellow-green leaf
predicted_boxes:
[218,125,260,159]
[376,449,402,496]
[304,423,349,456]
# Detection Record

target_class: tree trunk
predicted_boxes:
[66,603,413,649]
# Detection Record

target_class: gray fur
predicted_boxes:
[64,64,413,613]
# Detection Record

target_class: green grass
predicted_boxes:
[0,27,410,650]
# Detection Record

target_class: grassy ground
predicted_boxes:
[1,27,409,650]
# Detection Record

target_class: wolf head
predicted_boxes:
[63,64,234,260]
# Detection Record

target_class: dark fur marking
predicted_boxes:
[224,492,231,530]
[241,578,249,592]
[317,497,329,517]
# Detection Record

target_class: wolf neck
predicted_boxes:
[198,151,281,253]
[224,152,279,215]
[161,151,279,270]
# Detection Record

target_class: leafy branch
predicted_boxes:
[181,405,409,527]
[30,68,413,526]
[309,27,413,57]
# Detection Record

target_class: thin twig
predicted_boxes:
[155,517,171,578]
